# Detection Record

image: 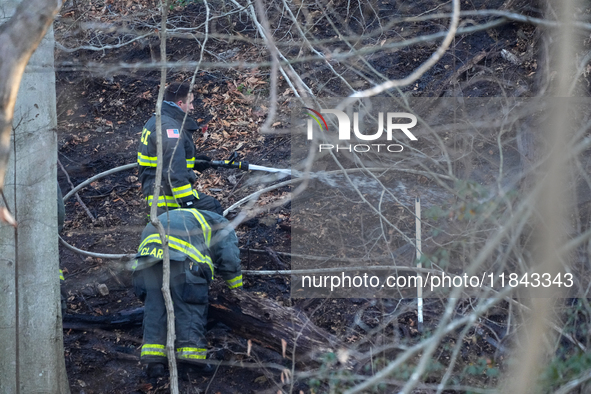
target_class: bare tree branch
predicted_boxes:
[56,18,506,75]
[55,32,153,52]
[244,0,312,97]
[253,0,279,132]
[58,159,95,222]
[148,1,180,391]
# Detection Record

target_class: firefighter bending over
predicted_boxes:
[131,208,243,379]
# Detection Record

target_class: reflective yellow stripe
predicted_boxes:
[142,351,167,356]
[139,234,161,251]
[177,209,211,247]
[59,269,64,281]
[146,195,180,208]
[172,184,193,199]
[226,275,243,289]
[137,234,214,278]
[144,344,165,349]
[141,344,166,358]
[176,347,207,352]
[168,237,214,278]
[176,347,207,360]
[137,152,158,167]
[186,157,195,168]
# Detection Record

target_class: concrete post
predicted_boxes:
[0,1,70,392]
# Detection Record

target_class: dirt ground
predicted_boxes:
[52,0,566,393]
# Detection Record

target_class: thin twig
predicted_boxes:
[55,32,153,52]
[244,0,311,97]
[554,369,591,394]
[343,290,512,394]
[252,0,279,132]
[58,159,95,222]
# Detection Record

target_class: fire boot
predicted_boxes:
[146,362,166,378]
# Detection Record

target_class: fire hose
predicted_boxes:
[207,152,292,176]
[60,154,293,259]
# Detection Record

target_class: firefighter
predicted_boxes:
[131,208,243,379]
[137,81,222,216]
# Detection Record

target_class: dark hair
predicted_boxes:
[165,82,192,103]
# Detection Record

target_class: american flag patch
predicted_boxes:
[166,129,180,138]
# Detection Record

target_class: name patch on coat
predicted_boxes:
[167,129,180,138]
[139,246,164,259]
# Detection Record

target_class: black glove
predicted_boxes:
[193,154,212,172]
[181,198,199,209]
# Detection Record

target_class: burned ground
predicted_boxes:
[51,0,591,393]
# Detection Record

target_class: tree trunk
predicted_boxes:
[0,1,69,392]
[0,0,63,193]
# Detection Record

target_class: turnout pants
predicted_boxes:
[133,259,209,364]
[151,193,223,217]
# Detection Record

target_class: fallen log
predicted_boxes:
[63,307,144,329]
[209,289,341,359]
[63,290,343,359]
